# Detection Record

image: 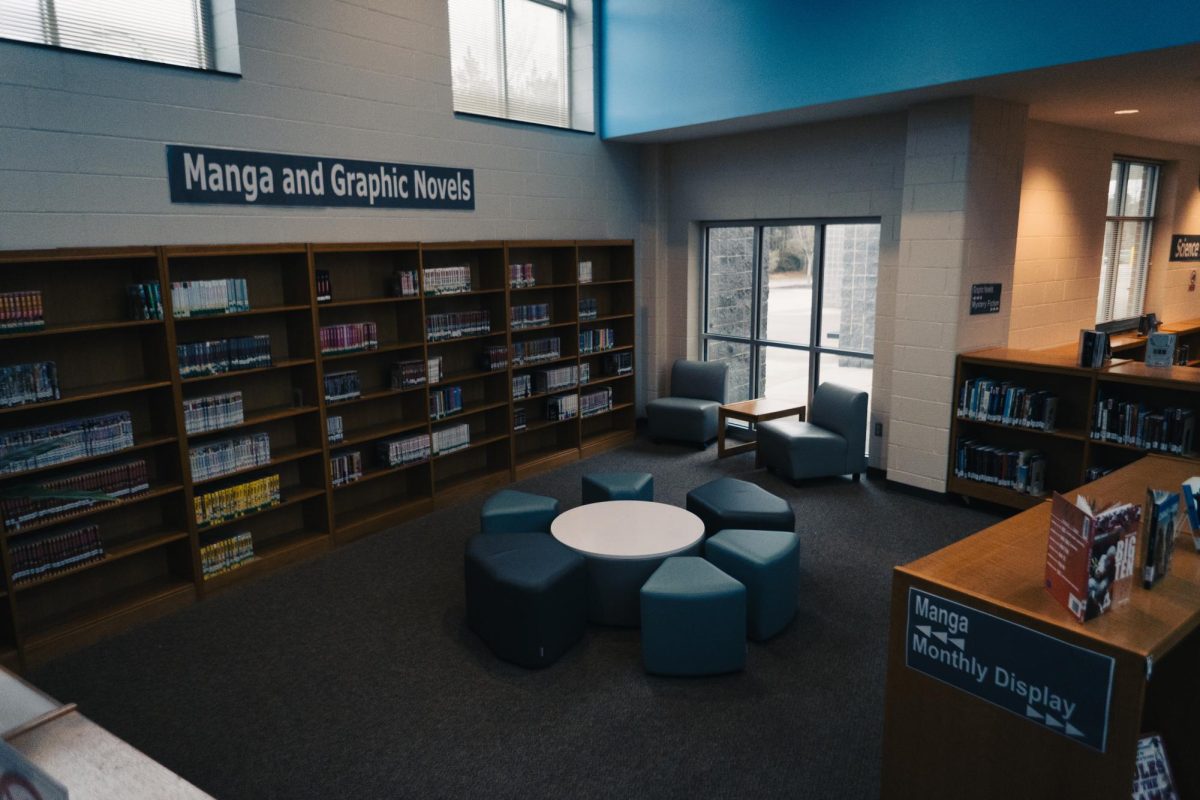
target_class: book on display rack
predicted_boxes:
[1141,488,1179,589]
[1045,492,1140,622]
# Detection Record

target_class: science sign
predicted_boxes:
[166,145,474,211]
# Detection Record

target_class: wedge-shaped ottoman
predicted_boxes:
[581,472,654,504]
[640,556,746,676]
[705,529,799,641]
[464,532,586,668]
[685,477,795,538]
[480,489,560,534]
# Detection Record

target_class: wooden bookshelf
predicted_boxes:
[0,240,635,666]
[951,345,1200,508]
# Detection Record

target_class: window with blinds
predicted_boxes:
[0,0,217,71]
[1096,159,1160,324]
[448,0,570,129]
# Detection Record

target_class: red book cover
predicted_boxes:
[1045,492,1141,622]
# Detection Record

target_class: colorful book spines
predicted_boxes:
[327,415,344,444]
[0,361,59,408]
[0,290,44,332]
[546,393,578,421]
[431,423,469,455]
[430,385,463,419]
[177,335,271,378]
[183,391,244,434]
[1090,395,1195,454]
[532,365,577,393]
[511,303,550,329]
[127,282,164,320]
[423,265,472,295]
[377,433,431,467]
[509,263,534,288]
[391,358,431,388]
[427,311,490,341]
[188,433,271,482]
[604,352,632,375]
[324,370,361,402]
[331,450,363,486]
[578,297,598,321]
[319,322,378,355]
[579,328,616,354]
[581,387,613,417]
[194,473,281,527]
[511,337,560,365]
[10,523,104,584]
[316,270,332,303]
[1,459,149,531]
[392,269,419,297]
[0,411,135,475]
[200,531,255,579]
[956,377,1057,431]
[953,438,1045,495]
[170,278,250,317]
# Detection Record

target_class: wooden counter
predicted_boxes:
[882,455,1200,799]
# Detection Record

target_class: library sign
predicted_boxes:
[165,145,474,210]
[905,588,1115,752]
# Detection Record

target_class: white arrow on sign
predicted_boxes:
[1025,705,1043,721]
[916,625,931,638]
[1065,722,1085,738]
[1045,715,1063,729]
[949,637,965,650]
[932,631,948,643]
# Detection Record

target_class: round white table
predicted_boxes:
[551,500,705,626]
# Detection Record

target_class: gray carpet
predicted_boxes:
[30,436,1004,799]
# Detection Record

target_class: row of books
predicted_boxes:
[579,362,592,384]
[430,385,464,419]
[331,450,363,486]
[580,328,616,354]
[1,459,149,531]
[511,303,551,329]
[171,278,250,318]
[509,263,535,288]
[0,411,134,475]
[578,261,593,284]
[320,322,378,355]
[184,391,244,435]
[10,523,103,584]
[512,337,560,365]
[547,393,578,421]
[200,531,254,580]
[480,346,508,371]
[581,387,613,417]
[127,282,164,320]
[956,378,1058,431]
[324,370,362,403]
[427,311,490,341]
[532,365,578,393]
[0,290,44,332]
[424,265,472,295]
[316,270,332,303]
[432,422,470,455]
[327,415,344,444]
[1090,398,1195,454]
[379,432,431,467]
[513,407,527,431]
[392,356,441,388]
[604,352,633,375]
[188,433,271,482]
[953,438,1046,495]
[0,361,59,408]
[392,269,419,297]
[194,473,281,528]
[579,298,598,321]
[513,374,532,399]
[178,335,272,378]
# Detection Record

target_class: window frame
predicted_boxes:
[449,0,589,133]
[701,217,880,407]
[1095,157,1161,327]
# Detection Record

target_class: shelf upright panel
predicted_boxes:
[577,240,637,455]
[304,243,338,548]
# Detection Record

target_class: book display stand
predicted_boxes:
[0,240,635,666]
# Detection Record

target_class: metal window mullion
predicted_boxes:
[809,224,825,400]
[497,0,510,118]
[750,225,765,398]
[41,0,60,47]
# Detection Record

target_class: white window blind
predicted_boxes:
[0,0,215,71]
[1096,159,1160,324]
[448,0,569,129]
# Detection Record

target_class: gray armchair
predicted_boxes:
[645,359,729,446]
[757,382,868,482]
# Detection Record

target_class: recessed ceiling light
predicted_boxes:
[1114,109,1140,115]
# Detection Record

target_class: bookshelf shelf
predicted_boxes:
[0,239,634,664]
[955,417,1087,441]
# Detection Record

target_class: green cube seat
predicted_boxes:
[685,477,795,538]
[480,489,560,534]
[705,529,800,641]
[640,556,746,676]
[581,472,654,504]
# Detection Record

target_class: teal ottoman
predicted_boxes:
[480,489,560,534]
[685,477,795,537]
[705,529,799,641]
[581,472,654,504]
[640,557,746,676]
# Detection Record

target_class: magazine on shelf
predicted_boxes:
[1141,489,1179,589]
[1144,332,1177,368]
[1045,492,1140,622]
[1132,733,1179,800]
[1076,329,1109,368]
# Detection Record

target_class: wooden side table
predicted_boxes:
[717,398,806,464]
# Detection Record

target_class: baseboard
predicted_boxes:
[883,476,954,504]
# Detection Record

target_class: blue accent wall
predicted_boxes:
[601,1,1200,138]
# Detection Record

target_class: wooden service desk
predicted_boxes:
[881,455,1200,800]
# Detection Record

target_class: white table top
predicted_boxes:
[551,501,704,559]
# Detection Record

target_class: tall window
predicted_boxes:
[703,220,879,431]
[1096,158,1160,324]
[0,0,221,71]
[448,0,570,129]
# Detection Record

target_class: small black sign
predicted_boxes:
[166,145,474,210]
[969,283,1002,315]
[906,588,1115,752]
[1170,235,1200,262]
